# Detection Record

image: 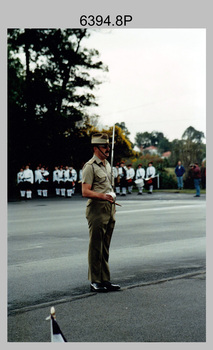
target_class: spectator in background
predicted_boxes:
[186,164,195,189]
[201,161,206,189]
[192,162,201,197]
[175,161,185,190]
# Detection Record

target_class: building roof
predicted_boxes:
[144,146,158,151]
[161,151,171,158]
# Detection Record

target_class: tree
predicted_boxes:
[135,131,171,152]
[182,126,205,144]
[181,126,205,166]
[8,29,107,197]
[169,139,185,166]
[169,126,206,168]
[115,122,130,136]
[158,137,171,153]
[135,131,152,150]
[115,122,134,148]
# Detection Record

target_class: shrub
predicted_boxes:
[159,171,177,189]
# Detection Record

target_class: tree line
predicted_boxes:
[134,126,206,168]
[8,29,136,198]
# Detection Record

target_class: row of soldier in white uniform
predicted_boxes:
[17,165,78,199]
[113,161,156,195]
[17,161,156,199]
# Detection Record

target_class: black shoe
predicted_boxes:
[101,281,120,291]
[137,192,142,195]
[194,195,200,197]
[90,282,108,293]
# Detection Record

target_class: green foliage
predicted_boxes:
[159,171,177,189]
[182,126,205,143]
[135,126,206,169]
[135,131,171,152]
[169,127,206,168]
[101,125,137,164]
[8,29,107,197]
[7,29,206,198]
[130,154,163,169]
[115,122,131,137]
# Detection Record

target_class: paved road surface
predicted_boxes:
[8,193,206,313]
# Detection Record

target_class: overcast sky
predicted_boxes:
[82,28,206,145]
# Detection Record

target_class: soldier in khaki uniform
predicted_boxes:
[82,133,120,293]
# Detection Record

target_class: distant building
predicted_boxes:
[161,151,171,159]
[143,146,159,155]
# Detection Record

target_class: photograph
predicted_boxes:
[4,0,209,345]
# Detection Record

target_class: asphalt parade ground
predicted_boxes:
[8,271,206,343]
[7,192,207,343]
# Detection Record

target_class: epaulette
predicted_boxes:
[87,158,95,165]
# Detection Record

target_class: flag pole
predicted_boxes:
[50,306,56,342]
[111,124,115,186]
[46,306,67,342]
[109,125,121,206]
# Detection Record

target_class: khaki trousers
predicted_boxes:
[86,200,116,283]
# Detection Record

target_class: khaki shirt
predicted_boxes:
[82,154,114,194]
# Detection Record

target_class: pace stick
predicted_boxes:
[110,124,115,185]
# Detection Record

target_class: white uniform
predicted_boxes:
[34,169,41,184]
[64,169,70,182]
[37,169,49,196]
[70,168,77,195]
[58,169,64,182]
[136,167,145,179]
[112,167,120,195]
[58,169,66,196]
[71,168,77,181]
[17,170,25,198]
[119,165,127,195]
[146,165,156,193]
[135,167,145,194]
[23,168,34,184]
[53,169,59,183]
[126,167,135,194]
[112,166,117,179]
[53,169,60,195]
[17,171,25,184]
[23,168,34,198]
[64,168,72,197]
